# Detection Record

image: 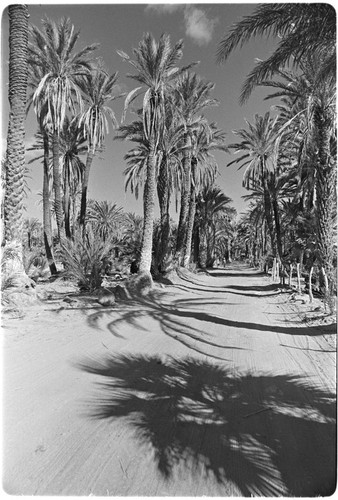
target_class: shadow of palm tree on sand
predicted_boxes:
[77,354,336,497]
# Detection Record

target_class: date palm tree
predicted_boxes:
[228,112,283,261]
[58,117,86,238]
[183,121,228,267]
[173,72,218,260]
[260,54,336,279]
[118,33,193,273]
[3,5,29,246]
[195,184,233,268]
[2,5,34,291]
[87,200,125,243]
[28,16,99,240]
[217,3,336,104]
[77,65,121,233]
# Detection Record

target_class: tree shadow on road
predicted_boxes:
[208,269,266,278]
[86,291,336,351]
[77,354,336,497]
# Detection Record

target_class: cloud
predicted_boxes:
[145,4,182,15]
[184,6,218,46]
[145,4,218,46]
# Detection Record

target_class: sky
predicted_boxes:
[1,2,279,222]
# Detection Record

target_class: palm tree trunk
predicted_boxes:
[176,134,191,259]
[2,5,36,294]
[272,195,283,261]
[183,183,196,267]
[139,140,157,273]
[157,157,171,270]
[3,5,29,246]
[63,156,71,239]
[262,173,277,258]
[315,111,335,275]
[42,131,57,274]
[193,223,200,264]
[183,159,197,267]
[80,147,95,233]
[227,237,232,263]
[52,132,65,241]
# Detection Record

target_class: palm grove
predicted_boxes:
[2,4,336,302]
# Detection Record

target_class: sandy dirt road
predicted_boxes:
[2,263,336,496]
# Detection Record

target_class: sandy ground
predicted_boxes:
[2,263,336,496]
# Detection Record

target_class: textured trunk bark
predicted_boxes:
[3,6,36,294]
[176,134,191,258]
[80,148,95,233]
[262,173,277,259]
[315,111,335,274]
[42,132,57,274]
[182,183,196,268]
[157,158,170,270]
[63,157,71,239]
[52,132,65,240]
[272,195,283,261]
[139,140,157,273]
[3,5,29,245]
[182,158,197,267]
[193,224,200,264]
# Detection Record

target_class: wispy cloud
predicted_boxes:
[146,4,218,46]
[145,4,182,15]
[184,6,218,46]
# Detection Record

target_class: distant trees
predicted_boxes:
[219,4,336,294]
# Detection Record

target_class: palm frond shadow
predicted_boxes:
[86,291,335,358]
[77,354,336,497]
[86,290,249,359]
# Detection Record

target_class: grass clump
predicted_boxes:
[60,230,113,292]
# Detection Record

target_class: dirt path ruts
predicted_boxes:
[3,263,336,496]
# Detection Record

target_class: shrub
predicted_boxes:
[60,230,113,292]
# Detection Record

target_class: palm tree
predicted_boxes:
[28,16,99,240]
[87,200,125,242]
[173,72,218,260]
[3,5,29,246]
[216,4,336,104]
[58,117,86,238]
[260,55,336,279]
[26,126,57,274]
[24,218,42,250]
[195,184,233,267]
[228,112,290,263]
[118,33,192,274]
[183,121,228,267]
[2,5,33,291]
[27,64,58,274]
[118,106,187,271]
[77,65,121,232]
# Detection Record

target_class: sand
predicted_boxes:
[2,263,336,496]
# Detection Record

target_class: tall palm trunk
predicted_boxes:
[183,159,197,267]
[261,163,278,259]
[3,5,29,246]
[271,194,283,260]
[63,156,71,239]
[193,222,200,264]
[79,147,95,233]
[3,5,35,291]
[52,132,65,240]
[157,157,171,270]
[315,109,335,275]
[139,139,157,273]
[176,134,191,259]
[42,131,57,274]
